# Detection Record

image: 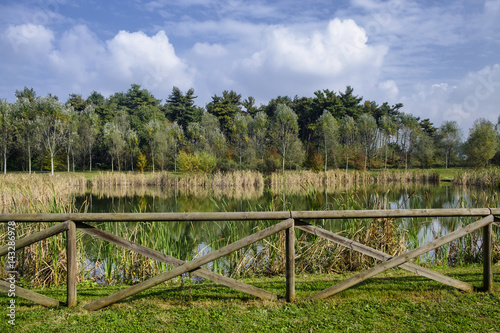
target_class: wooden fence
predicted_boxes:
[0,208,498,310]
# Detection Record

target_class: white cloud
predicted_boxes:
[192,42,227,57]
[248,19,380,76]
[187,18,388,104]
[403,64,500,130]
[3,24,54,56]
[1,25,193,100]
[378,80,399,101]
[104,30,191,90]
[48,25,104,88]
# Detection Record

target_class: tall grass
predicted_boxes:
[270,169,439,194]
[90,170,264,189]
[454,167,500,188]
[0,173,86,213]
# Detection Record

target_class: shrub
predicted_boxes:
[256,156,280,174]
[177,151,217,173]
[216,158,238,172]
[136,152,147,173]
[304,151,324,172]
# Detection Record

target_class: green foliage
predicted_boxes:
[462,118,499,167]
[414,131,435,168]
[270,104,299,172]
[206,90,242,135]
[136,152,147,173]
[216,158,239,172]
[165,86,202,130]
[4,83,500,173]
[304,150,324,172]
[177,151,217,173]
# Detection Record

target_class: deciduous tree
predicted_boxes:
[0,100,14,174]
[315,110,339,171]
[270,104,299,172]
[462,118,499,167]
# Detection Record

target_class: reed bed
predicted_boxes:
[90,171,265,189]
[270,169,439,189]
[454,168,500,188]
[0,181,85,287]
[0,173,86,214]
[88,169,438,192]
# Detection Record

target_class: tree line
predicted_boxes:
[0,84,499,175]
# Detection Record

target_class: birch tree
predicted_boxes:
[315,110,338,171]
[399,113,419,169]
[167,121,184,172]
[379,115,396,169]
[145,119,161,172]
[231,112,251,167]
[62,105,79,172]
[36,96,66,175]
[79,105,100,171]
[270,104,299,172]
[103,121,126,172]
[0,100,14,174]
[340,116,357,171]
[437,120,461,168]
[357,113,378,170]
[13,97,37,173]
[249,111,269,162]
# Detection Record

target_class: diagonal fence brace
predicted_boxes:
[76,222,278,301]
[0,279,60,307]
[85,218,294,310]
[0,221,71,257]
[295,220,475,292]
[307,215,494,300]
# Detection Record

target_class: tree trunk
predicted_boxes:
[28,143,32,175]
[384,142,388,169]
[282,146,286,173]
[3,148,6,174]
[364,147,368,170]
[324,136,327,172]
[345,146,349,172]
[51,153,54,176]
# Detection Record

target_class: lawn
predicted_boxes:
[1,265,499,332]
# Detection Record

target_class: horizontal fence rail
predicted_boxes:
[0,209,498,310]
[0,208,497,222]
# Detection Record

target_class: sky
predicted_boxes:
[0,0,499,133]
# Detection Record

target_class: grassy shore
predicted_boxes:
[0,265,498,332]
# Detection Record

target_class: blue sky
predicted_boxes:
[1,0,499,133]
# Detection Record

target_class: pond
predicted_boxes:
[73,182,499,283]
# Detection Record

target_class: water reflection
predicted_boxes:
[75,182,498,282]
[75,182,499,213]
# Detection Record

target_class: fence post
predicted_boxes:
[67,221,77,307]
[285,221,295,302]
[482,223,493,292]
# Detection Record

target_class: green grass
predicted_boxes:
[1,265,499,332]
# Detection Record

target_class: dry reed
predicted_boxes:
[454,168,500,188]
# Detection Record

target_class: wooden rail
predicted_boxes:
[0,209,498,310]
